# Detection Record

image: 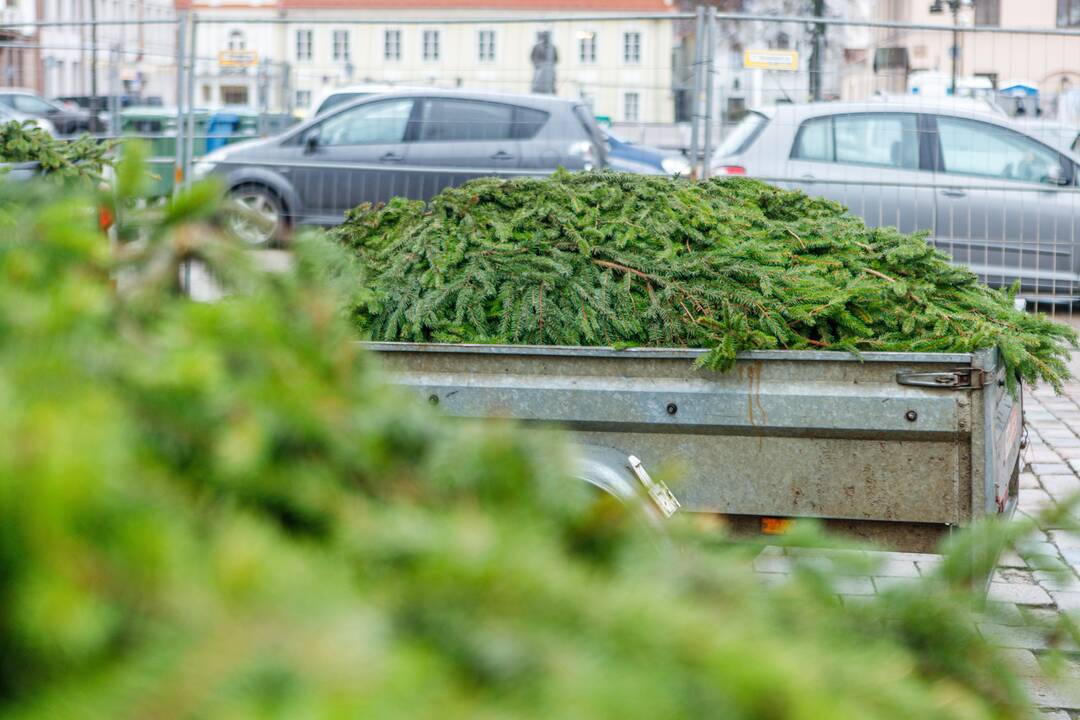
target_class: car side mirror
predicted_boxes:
[1046,164,1069,186]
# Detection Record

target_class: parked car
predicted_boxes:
[55,94,162,132]
[0,90,102,136]
[711,98,1080,302]
[603,129,690,176]
[194,89,607,243]
[1017,118,1080,155]
[311,83,428,117]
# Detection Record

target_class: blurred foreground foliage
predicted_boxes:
[0,152,1073,719]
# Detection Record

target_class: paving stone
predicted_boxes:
[1034,464,1075,476]
[1041,475,1080,492]
[1019,542,1066,561]
[999,548,1030,568]
[1053,447,1080,460]
[1031,449,1070,463]
[1037,653,1080,679]
[872,576,924,592]
[1024,677,1080,710]
[916,560,943,576]
[1034,571,1080,592]
[1023,473,1044,489]
[984,601,1025,626]
[980,622,1058,650]
[830,576,875,596]
[1037,709,1072,720]
[1000,648,1043,676]
[1050,530,1080,549]
[757,573,789,588]
[1028,464,1071,474]
[988,581,1054,606]
[873,559,921,577]
[1062,548,1080,565]
[1051,592,1080,612]
[753,555,793,574]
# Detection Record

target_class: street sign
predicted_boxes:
[742,49,799,72]
[219,50,258,68]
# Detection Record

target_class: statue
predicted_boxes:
[530,31,558,95]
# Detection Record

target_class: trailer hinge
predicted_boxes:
[628,455,681,517]
[896,368,990,390]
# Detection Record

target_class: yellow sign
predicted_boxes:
[743,49,799,72]
[219,50,258,68]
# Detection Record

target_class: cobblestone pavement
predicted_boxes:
[755,379,1080,717]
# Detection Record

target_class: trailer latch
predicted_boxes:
[896,368,989,390]
[628,455,681,517]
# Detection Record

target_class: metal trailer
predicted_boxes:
[367,342,1023,553]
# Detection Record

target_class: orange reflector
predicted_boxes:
[761,517,794,535]
[174,167,183,183]
[98,206,114,231]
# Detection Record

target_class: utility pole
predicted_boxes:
[89,0,97,97]
[929,0,964,96]
[809,0,825,101]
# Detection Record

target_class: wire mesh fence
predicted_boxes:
[4,8,1080,318]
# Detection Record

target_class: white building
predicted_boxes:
[0,0,38,89]
[180,0,678,123]
[38,0,177,102]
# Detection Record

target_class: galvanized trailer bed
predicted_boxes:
[367,342,1022,552]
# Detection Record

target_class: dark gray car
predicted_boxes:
[193,89,605,243]
[712,98,1080,303]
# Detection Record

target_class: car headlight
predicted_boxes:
[192,160,217,180]
[661,156,691,177]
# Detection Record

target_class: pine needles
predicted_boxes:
[334,171,1078,392]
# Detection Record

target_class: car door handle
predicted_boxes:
[490,151,515,160]
[940,188,966,198]
[800,174,815,180]
[379,152,404,163]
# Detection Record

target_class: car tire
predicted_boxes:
[227,184,287,246]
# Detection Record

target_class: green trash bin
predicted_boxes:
[120,107,210,197]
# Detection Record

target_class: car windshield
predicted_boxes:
[4,94,59,114]
[317,92,373,115]
[716,111,769,157]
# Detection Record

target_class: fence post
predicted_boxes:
[701,6,716,180]
[184,15,198,188]
[173,12,187,195]
[108,45,121,137]
[687,6,705,179]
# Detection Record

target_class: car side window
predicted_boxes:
[315,98,414,146]
[936,116,1063,184]
[791,116,832,161]
[791,113,918,169]
[417,99,514,142]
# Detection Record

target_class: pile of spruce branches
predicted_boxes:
[334,172,1077,391]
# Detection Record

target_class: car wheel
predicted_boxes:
[227,185,285,246]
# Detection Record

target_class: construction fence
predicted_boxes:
[3,10,1080,313]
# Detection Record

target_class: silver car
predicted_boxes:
[711,98,1080,302]
[194,89,606,243]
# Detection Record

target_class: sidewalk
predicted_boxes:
[754,377,1080,717]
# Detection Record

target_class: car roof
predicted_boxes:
[761,97,1014,126]
[326,87,582,112]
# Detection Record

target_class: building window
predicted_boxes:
[228,30,245,51]
[221,85,249,106]
[423,29,440,61]
[296,29,313,61]
[623,31,641,63]
[975,0,1000,25]
[1060,0,1080,26]
[478,29,495,62]
[578,31,597,63]
[333,29,350,61]
[296,89,311,109]
[385,29,402,61]
[623,91,640,122]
